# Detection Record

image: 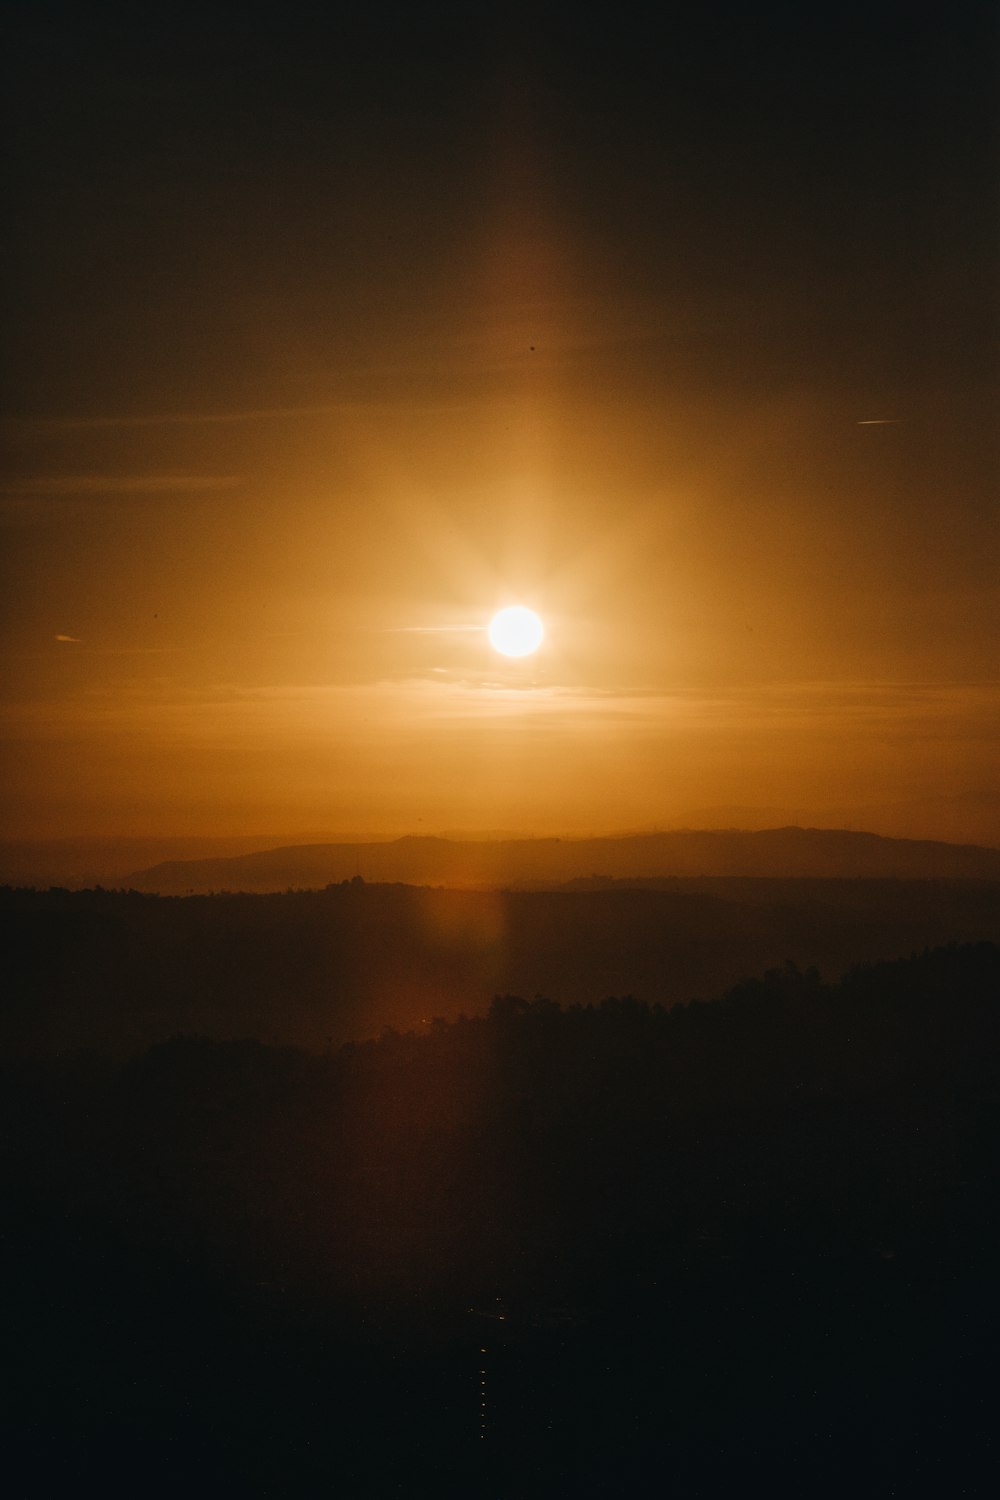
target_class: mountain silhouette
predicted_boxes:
[125,826,1000,894]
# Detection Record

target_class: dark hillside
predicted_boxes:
[4,944,998,1496]
[4,879,1000,1055]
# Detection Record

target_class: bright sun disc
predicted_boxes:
[488,606,544,657]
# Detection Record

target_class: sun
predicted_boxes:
[488,605,544,658]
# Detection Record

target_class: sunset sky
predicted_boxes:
[3,3,997,844]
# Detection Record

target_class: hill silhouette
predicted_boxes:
[125,826,1000,893]
[5,877,999,1057]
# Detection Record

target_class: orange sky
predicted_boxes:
[2,6,997,845]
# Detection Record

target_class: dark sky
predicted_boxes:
[6,3,996,413]
[2,2,998,841]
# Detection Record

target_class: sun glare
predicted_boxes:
[488,606,544,658]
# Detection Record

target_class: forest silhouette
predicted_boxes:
[5,877,1000,1057]
[5,932,998,1496]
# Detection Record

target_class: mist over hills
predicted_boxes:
[125,827,1000,894]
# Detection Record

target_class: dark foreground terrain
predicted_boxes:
[4,942,999,1496]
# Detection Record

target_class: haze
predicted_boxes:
[3,6,997,846]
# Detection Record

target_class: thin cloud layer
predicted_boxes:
[1,474,240,495]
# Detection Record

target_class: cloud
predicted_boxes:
[54,634,81,643]
[6,403,378,432]
[1,474,240,496]
[2,297,666,436]
[386,625,485,635]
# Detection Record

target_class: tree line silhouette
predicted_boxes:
[4,940,998,1495]
[5,878,1000,1057]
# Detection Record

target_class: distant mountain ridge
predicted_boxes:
[124,827,1000,893]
